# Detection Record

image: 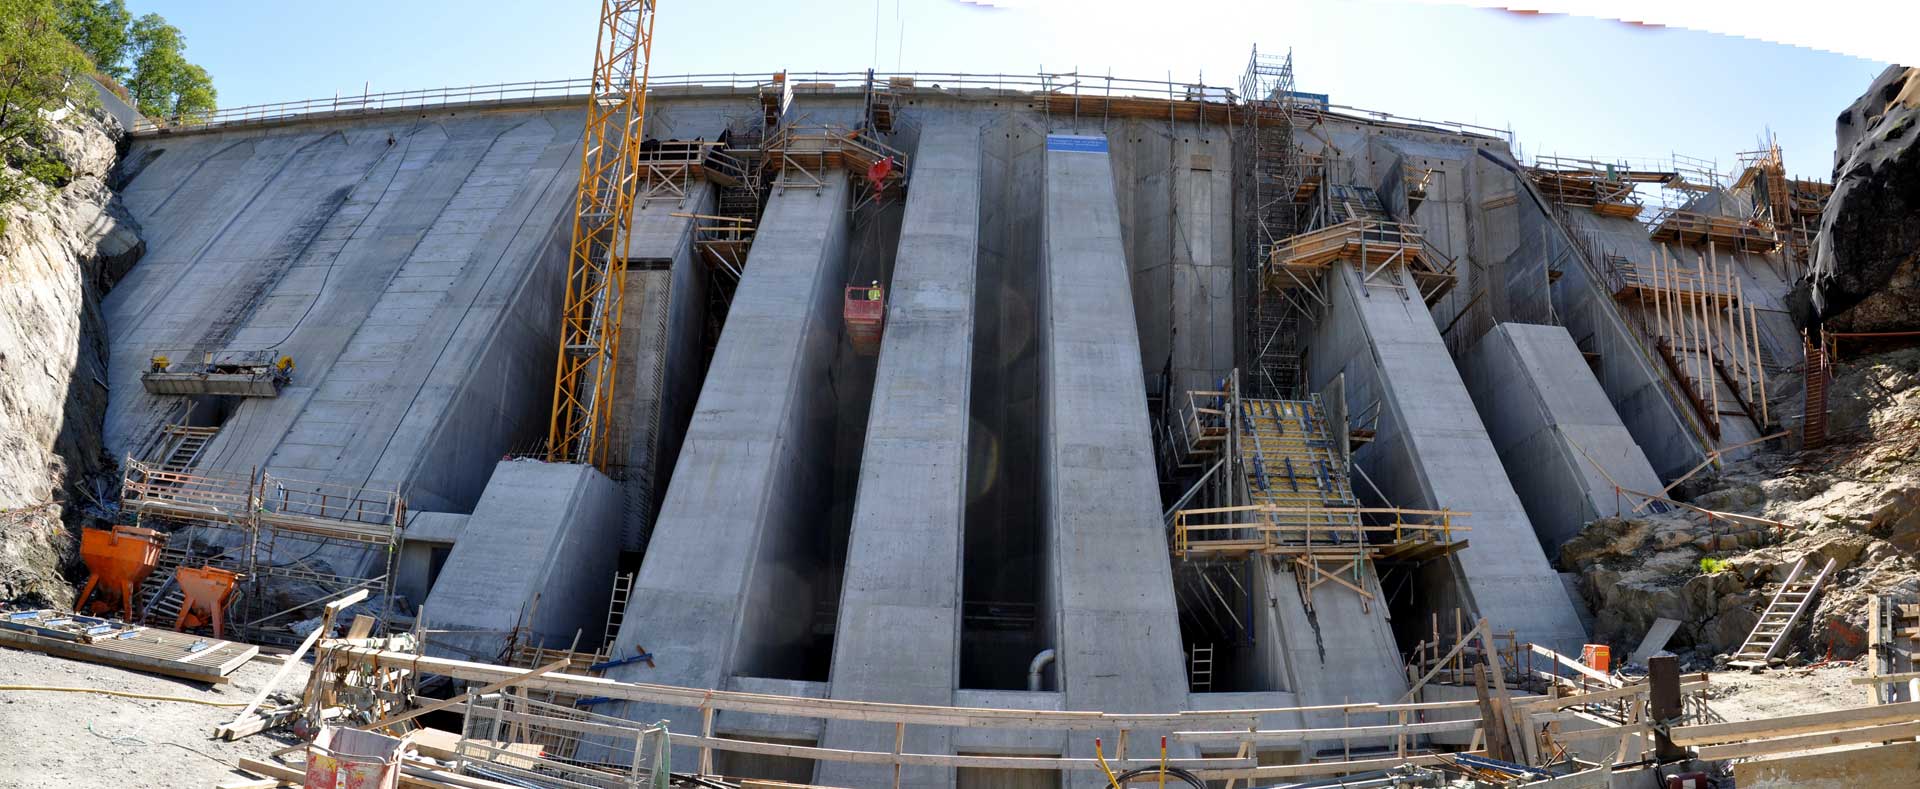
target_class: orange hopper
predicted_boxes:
[74,525,163,622]
[173,565,240,640]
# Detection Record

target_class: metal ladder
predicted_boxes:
[1188,643,1215,692]
[1730,556,1837,669]
[157,424,218,473]
[136,542,191,626]
[603,570,635,646]
[1803,338,1828,448]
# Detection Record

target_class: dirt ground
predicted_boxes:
[0,644,309,789]
[1702,662,1872,722]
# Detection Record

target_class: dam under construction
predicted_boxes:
[86,50,1827,786]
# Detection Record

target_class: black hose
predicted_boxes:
[1111,766,1209,789]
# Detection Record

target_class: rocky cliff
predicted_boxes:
[1791,65,1920,336]
[0,105,143,605]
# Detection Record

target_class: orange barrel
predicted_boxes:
[1580,644,1611,673]
[74,525,163,622]
[173,565,240,640]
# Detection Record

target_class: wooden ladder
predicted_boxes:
[1188,643,1215,692]
[1803,338,1829,449]
[1730,556,1837,669]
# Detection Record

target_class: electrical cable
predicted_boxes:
[4,686,249,707]
[1110,766,1208,789]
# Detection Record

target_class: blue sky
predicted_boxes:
[132,0,1885,181]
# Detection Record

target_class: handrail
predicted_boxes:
[130,70,1517,145]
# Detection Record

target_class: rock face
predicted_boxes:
[1561,347,1920,665]
[1791,66,1920,335]
[0,106,143,605]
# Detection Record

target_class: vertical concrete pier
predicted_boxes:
[603,172,853,701]
[817,120,981,788]
[1039,133,1189,722]
[420,460,623,660]
[1309,264,1588,652]
[1461,323,1664,555]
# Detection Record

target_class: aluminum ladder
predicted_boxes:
[1188,643,1215,692]
[1730,556,1837,669]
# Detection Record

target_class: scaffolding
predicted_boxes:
[118,458,403,646]
[1239,46,1307,400]
[1589,234,1774,440]
[1167,372,1464,619]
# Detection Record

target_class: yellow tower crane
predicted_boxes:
[547,0,658,470]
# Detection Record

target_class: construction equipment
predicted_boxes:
[844,282,884,355]
[74,525,164,622]
[546,0,658,470]
[1730,555,1837,669]
[141,349,293,397]
[173,565,241,640]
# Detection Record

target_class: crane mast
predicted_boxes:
[547,0,658,469]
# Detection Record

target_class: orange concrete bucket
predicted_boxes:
[74,525,163,622]
[173,565,240,640]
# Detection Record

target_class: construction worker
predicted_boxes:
[868,280,881,302]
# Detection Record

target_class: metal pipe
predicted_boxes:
[1027,648,1057,692]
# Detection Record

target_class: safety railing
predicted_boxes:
[131,70,1516,144]
[1265,218,1428,282]
[121,460,256,522]
[1171,505,1463,559]
[120,458,402,532]
[321,640,1619,784]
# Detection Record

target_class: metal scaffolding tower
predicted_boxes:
[1239,47,1306,399]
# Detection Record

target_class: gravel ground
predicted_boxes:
[0,644,309,788]
[1703,662,1872,722]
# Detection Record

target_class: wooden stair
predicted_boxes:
[1730,556,1837,669]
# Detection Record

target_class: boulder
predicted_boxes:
[1790,66,1920,335]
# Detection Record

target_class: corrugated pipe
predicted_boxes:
[1027,648,1056,692]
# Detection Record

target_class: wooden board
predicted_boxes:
[0,624,255,683]
[1630,618,1683,666]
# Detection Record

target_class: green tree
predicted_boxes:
[54,0,127,78]
[0,0,94,207]
[124,12,213,122]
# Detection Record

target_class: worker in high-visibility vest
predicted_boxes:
[867,280,881,302]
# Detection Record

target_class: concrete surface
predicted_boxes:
[1039,132,1189,728]
[817,119,981,788]
[421,459,623,660]
[602,168,854,722]
[1461,323,1665,555]
[1308,262,1588,653]
[108,111,584,516]
[614,181,713,553]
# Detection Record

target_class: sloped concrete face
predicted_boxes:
[1460,323,1665,555]
[108,111,585,515]
[421,460,622,661]
[1308,264,1588,653]
[817,119,981,788]
[601,172,853,724]
[1039,132,1190,724]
